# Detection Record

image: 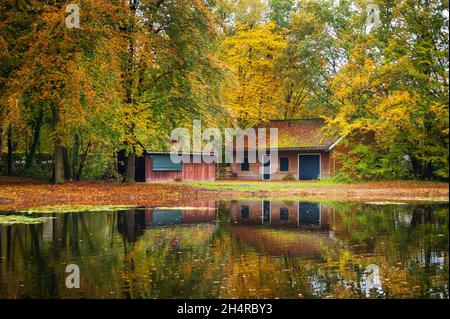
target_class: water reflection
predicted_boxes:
[117,203,217,243]
[231,200,329,229]
[0,200,448,299]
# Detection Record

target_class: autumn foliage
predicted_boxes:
[0,0,448,183]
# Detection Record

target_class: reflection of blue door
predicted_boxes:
[299,155,320,180]
[299,203,320,226]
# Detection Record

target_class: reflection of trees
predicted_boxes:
[325,203,449,298]
[117,210,147,245]
[411,205,434,227]
[0,212,126,298]
[0,203,448,299]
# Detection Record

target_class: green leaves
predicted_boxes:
[324,0,449,180]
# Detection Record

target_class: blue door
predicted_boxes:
[299,155,320,180]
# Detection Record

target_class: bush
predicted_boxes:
[338,143,412,181]
[81,153,112,180]
[101,167,123,183]
[281,173,296,181]
[23,160,53,180]
[0,153,53,180]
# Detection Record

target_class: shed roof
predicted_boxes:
[234,118,342,151]
[271,118,339,150]
[144,118,343,153]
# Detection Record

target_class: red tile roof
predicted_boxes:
[269,118,338,150]
[234,118,340,150]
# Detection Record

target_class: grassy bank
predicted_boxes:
[0,176,448,211]
[181,179,449,193]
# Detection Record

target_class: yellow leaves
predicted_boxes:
[221,22,285,68]
[329,42,422,143]
[430,102,450,136]
[376,91,414,118]
[220,22,286,127]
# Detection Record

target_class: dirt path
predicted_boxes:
[0,176,448,210]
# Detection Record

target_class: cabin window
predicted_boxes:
[280,207,289,222]
[241,206,250,220]
[241,157,250,171]
[152,155,182,172]
[280,157,289,172]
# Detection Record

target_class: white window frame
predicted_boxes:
[261,154,271,181]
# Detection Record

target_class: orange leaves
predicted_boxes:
[0,177,448,212]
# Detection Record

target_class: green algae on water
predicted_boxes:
[0,215,50,225]
[18,205,139,214]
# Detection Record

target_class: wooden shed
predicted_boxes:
[145,152,216,182]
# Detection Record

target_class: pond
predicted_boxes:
[0,200,448,299]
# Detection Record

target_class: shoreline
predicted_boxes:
[0,177,448,211]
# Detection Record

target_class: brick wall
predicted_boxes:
[230,150,333,180]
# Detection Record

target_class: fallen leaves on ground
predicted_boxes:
[0,176,448,211]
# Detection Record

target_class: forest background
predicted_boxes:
[0,0,448,184]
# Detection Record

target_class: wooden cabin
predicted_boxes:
[119,151,216,182]
[145,152,216,182]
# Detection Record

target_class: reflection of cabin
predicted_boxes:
[117,202,216,242]
[228,200,336,257]
[229,200,333,229]
[118,151,216,182]
[230,227,333,258]
[144,204,216,227]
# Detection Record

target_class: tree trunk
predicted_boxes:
[125,153,136,183]
[52,105,64,184]
[63,147,70,180]
[54,141,65,184]
[7,125,13,176]
[121,1,137,185]
[411,155,434,180]
[72,134,80,178]
[410,155,422,179]
[25,107,44,168]
[76,141,91,181]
